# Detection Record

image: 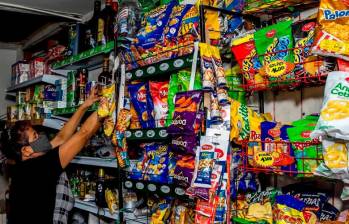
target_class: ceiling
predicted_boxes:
[0,0,93,14]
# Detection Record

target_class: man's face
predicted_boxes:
[21,125,44,161]
[25,125,39,143]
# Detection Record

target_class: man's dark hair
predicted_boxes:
[8,120,31,162]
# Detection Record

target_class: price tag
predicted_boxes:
[265,60,287,77]
[254,152,274,167]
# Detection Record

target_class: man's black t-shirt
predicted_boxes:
[9,149,63,224]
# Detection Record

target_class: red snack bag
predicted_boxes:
[149,81,169,127]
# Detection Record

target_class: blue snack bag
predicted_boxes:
[193,136,216,188]
[317,202,339,222]
[128,82,155,129]
[144,144,169,184]
[128,152,148,180]
[163,4,192,40]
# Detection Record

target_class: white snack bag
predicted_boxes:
[311,71,349,140]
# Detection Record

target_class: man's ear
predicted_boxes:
[21,146,33,158]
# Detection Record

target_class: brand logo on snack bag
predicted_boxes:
[301,131,311,138]
[202,144,213,151]
[159,85,168,100]
[324,9,349,20]
[137,88,147,102]
[266,30,276,38]
[215,148,224,159]
[268,128,281,137]
[331,82,349,97]
[302,22,316,32]
[273,205,305,224]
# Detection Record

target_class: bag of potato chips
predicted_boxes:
[312,0,349,60]
[311,71,349,140]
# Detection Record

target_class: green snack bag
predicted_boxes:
[292,115,319,127]
[287,122,322,177]
[166,73,179,126]
[254,20,294,82]
[226,64,243,91]
[177,70,202,91]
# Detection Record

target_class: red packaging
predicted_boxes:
[30,57,45,78]
[149,81,169,127]
[337,59,349,72]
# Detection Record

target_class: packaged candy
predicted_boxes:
[230,100,250,144]
[317,202,340,222]
[231,33,265,89]
[210,93,222,123]
[311,0,349,60]
[273,195,306,224]
[167,90,202,135]
[200,43,216,91]
[170,135,197,155]
[163,5,191,40]
[311,71,349,140]
[136,2,175,47]
[167,74,179,126]
[259,122,295,173]
[173,154,195,188]
[254,20,295,81]
[144,144,169,184]
[149,81,169,127]
[287,117,322,177]
[206,10,220,41]
[97,84,116,118]
[193,136,216,188]
[128,82,155,129]
[210,45,227,88]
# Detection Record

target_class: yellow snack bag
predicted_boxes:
[97,84,115,118]
[230,100,250,144]
[312,0,349,60]
[322,139,348,170]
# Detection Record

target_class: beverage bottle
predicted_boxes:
[84,1,101,50]
[97,56,112,85]
[95,168,107,207]
[79,171,86,200]
[98,0,117,45]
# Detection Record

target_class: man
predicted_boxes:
[8,87,102,224]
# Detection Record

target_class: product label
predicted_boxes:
[254,151,274,167]
[98,18,105,42]
[331,82,349,97]
[324,9,349,20]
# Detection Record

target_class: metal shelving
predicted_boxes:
[71,156,118,168]
[74,199,119,221]
[6,74,65,92]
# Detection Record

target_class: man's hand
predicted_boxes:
[82,86,99,109]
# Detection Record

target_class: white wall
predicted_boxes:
[0,49,18,116]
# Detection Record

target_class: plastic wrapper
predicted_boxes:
[173,154,195,188]
[273,194,306,224]
[151,198,172,223]
[177,70,202,91]
[144,144,169,184]
[230,100,250,144]
[179,5,199,37]
[167,90,202,135]
[149,81,169,127]
[170,134,197,155]
[210,45,227,88]
[254,20,295,81]
[128,82,155,129]
[163,5,191,40]
[317,202,340,222]
[311,0,349,60]
[311,71,349,140]
[322,138,348,174]
[210,92,222,123]
[98,84,116,118]
[105,189,118,214]
[200,43,216,91]
[167,74,179,126]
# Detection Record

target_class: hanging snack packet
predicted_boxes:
[311,0,349,60]
[273,195,306,224]
[311,71,349,140]
[98,84,116,118]
[144,144,169,184]
[254,20,295,81]
[171,135,197,155]
[173,154,195,188]
[322,138,348,173]
[210,92,222,123]
[260,121,296,173]
[231,33,265,89]
[287,119,322,177]
[128,82,155,129]
[167,90,202,135]
[167,74,179,126]
[317,202,340,222]
[149,81,169,127]
[179,4,199,37]
[127,151,148,180]
[210,45,227,88]
[177,70,202,91]
[151,198,172,223]
[193,136,216,188]
[200,43,216,91]
[130,104,141,129]
[193,164,223,201]
[136,2,175,47]
[230,100,250,144]
[163,5,191,41]
[168,151,177,184]
[217,87,229,105]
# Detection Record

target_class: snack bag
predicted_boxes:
[130,104,141,129]
[167,90,202,135]
[273,195,306,224]
[230,100,250,144]
[179,4,199,37]
[144,144,169,184]
[127,152,148,180]
[98,84,116,118]
[322,138,348,173]
[163,4,192,40]
[173,154,195,188]
[128,82,155,129]
[311,71,349,140]
[168,151,177,184]
[151,198,172,224]
[210,92,222,123]
[311,0,349,60]
[231,33,265,89]
[317,202,340,222]
[171,135,197,155]
[193,136,216,188]
[210,45,227,88]
[287,117,322,177]
[149,81,169,127]
[136,2,175,47]
[260,121,296,173]
[200,43,216,91]
[167,74,179,126]
[177,70,202,91]
[254,20,295,81]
